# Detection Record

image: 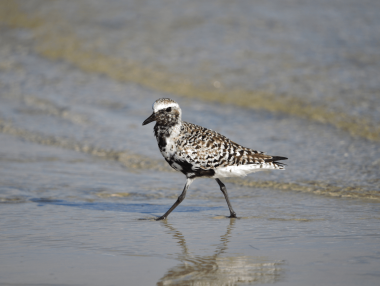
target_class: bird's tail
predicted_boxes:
[265,156,288,168]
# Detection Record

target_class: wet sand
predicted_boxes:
[1,133,380,286]
[1,0,380,285]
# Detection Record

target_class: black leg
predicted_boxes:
[215,179,237,218]
[156,178,195,221]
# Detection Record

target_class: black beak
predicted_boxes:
[142,112,156,125]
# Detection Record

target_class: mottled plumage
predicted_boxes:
[143,98,287,220]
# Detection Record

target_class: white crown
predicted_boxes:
[153,98,181,113]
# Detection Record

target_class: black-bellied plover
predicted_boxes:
[143,98,287,220]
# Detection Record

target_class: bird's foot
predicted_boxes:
[155,216,166,221]
[228,213,237,218]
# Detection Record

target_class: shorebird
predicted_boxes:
[143,98,287,220]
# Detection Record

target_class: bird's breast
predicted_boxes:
[158,135,178,161]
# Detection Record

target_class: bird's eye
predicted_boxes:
[166,107,172,112]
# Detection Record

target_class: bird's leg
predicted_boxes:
[215,179,237,218]
[156,178,194,221]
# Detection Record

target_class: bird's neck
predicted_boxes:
[154,120,182,140]
[154,121,182,152]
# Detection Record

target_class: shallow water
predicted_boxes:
[1,0,380,285]
[1,133,380,286]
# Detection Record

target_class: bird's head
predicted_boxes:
[142,98,182,126]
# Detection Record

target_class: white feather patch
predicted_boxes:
[153,101,181,113]
[213,163,284,178]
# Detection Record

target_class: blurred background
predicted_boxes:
[1,0,380,285]
[1,0,379,199]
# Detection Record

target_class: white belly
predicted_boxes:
[213,163,284,178]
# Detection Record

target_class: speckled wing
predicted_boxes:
[174,122,278,170]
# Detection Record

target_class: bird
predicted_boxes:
[142,98,287,220]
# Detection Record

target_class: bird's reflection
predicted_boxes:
[157,219,285,286]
